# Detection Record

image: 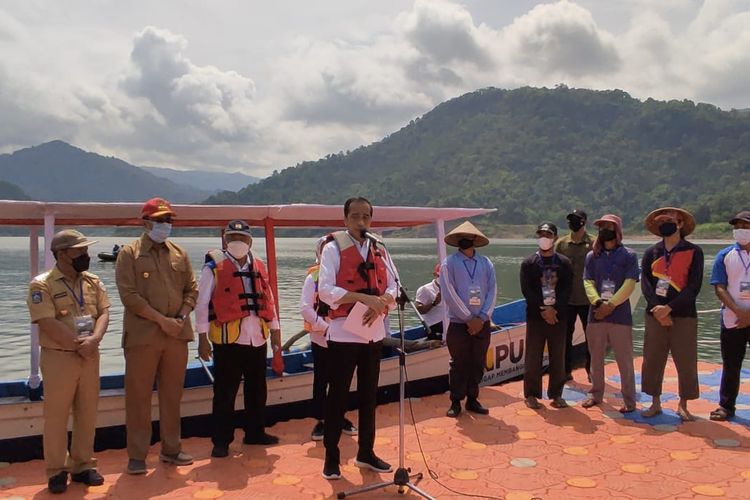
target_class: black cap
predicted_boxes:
[536,222,558,236]
[566,209,587,221]
[729,211,750,225]
[224,219,252,236]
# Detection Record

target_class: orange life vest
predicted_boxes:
[327,231,388,319]
[206,249,276,326]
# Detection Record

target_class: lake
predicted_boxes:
[0,236,735,381]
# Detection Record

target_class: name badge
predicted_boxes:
[74,315,94,337]
[740,282,750,300]
[468,285,482,307]
[601,279,616,301]
[656,277,671,297]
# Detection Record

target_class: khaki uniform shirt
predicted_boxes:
[27,266,111,350]
[115,234,198,347]
[555,232,594,306]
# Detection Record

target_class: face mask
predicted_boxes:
[658,222,678,237]
[734,228,750,246]
[227,241,250,259]
[598,228,617,242]
[71,253,90,273]
[148,222,172,243]
[568,219,584,232]
[458,238,474,250]
[537,237,554,251]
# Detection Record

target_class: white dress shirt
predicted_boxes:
[195,252,280,347]
[318,232,398,343]
[415,279,445,327]
[299,272,329,348]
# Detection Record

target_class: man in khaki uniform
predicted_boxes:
[115,198,198,474]
[27,230,110,494]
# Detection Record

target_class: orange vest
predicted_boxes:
[328,231,388,319]
[206,250,276,325]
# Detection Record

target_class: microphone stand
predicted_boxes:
[338,239,435,500]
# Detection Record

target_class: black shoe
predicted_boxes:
[466,399,489,415]
[342,418,358,436]
[211,444,229,458]
[311,420,324,441]
[447,401,462,418]
[355,453,393,473]
[243,432,279,445]
[48,471,68,494]
[71,469,104,486]
[322,459,341,480]
[564,373,574,382]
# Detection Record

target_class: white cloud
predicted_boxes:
[0,0,749,179]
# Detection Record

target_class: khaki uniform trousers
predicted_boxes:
[124,336,188,460]
[40,348,100,478]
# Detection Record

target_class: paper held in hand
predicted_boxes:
[342,301,386,341]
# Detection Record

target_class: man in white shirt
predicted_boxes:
[196,220,283,458]
[415,263,444,338]
[317,197,397,480]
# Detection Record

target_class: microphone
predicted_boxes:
[361,230,386,246]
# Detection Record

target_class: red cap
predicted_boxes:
[141,198,176,219]
[434,263,441,276]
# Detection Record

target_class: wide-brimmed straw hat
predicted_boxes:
[644,207,695,237]
[444,221,490,248]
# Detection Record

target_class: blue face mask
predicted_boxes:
[148,222,172,243]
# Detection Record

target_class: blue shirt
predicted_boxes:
[440,250,497,323]
[583,245,640,325]
[710,243,750,329]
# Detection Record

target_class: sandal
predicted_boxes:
[581,398,599,409]
[550,398,569,409]
[619,405,636,414]
[524,397,542,410]
[641,406,662,418]
[709,407,733,421]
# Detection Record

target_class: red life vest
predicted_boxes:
[327,231,388,319]
[206,249,276,325]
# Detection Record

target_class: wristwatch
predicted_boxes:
[177,313,187,321]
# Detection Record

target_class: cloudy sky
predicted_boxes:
[1,0,748,177]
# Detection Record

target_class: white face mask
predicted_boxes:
[226,240,250,259]
[538,237,554,251]
[734,228,750,246]
[148,222,172,243]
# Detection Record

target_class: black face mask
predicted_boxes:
[568,218,585,232]
[658,222,678,237]
[598,228,617,243]
[71,253,90,273]
[458,238,474,250]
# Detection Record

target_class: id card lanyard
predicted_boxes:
[464,257,482,307]
[62,278,85,314]
[736,248,750,300]
[537,252,558,306]
[601,251,616,300]
[655,243,673,298]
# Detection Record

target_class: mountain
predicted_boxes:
[207,86,750,229]
[141,166,259,194]
[0,141,209,203]
[0,180,30,200]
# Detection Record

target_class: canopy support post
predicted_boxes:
[263,218,280,317]
[435,219,448,337]
[27,227,43,398]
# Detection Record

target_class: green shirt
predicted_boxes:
[554,232,594,306]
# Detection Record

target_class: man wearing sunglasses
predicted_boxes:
[115,198,198,475]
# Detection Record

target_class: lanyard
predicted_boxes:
[463,258,477,282]
[737,248,750,277]
[603,249,616,281]
[62,278,85,311]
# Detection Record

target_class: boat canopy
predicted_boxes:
[0,201,495,228]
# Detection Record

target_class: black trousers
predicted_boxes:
[311,342,329,421]
[719,326,750,412]
[524,318,567,399]
[324,340,382,464]
[211,343,267,446]
[565,304,590,375]
[446,321,491,403]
